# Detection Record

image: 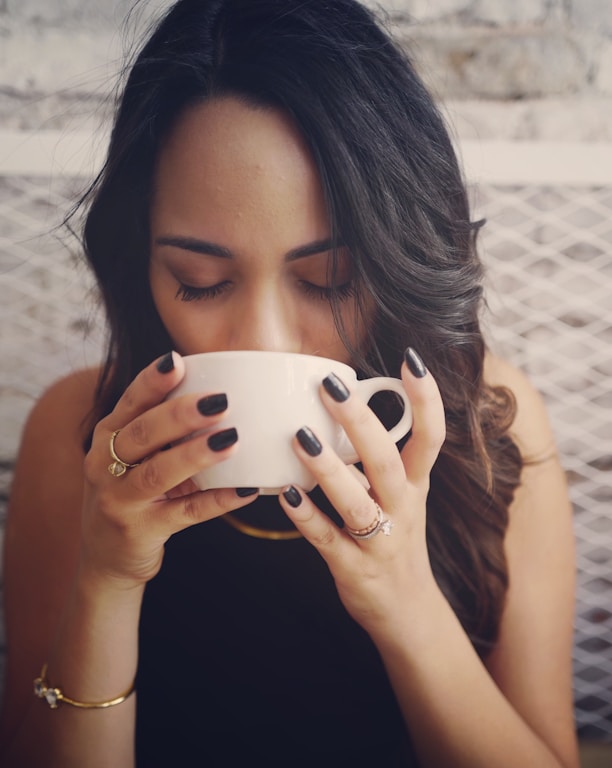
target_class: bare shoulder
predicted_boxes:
[8,360,102,554]
[483,351,571,526]
[23,366,101,443]
[484,353,557,462]
[6,365,102,581]
[10,366,101,519]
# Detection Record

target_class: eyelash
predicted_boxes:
[175,280,356,303]
[175,281,231,302]
[298,280,356,302]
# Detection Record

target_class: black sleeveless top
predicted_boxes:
[135,490,418,767]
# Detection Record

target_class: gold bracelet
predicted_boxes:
[33,664,135,709]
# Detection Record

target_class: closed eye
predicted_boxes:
[175,281,232,302]
[299,280,356,302]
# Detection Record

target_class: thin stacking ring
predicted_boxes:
[107,430,140,477]
[345,503,393,541]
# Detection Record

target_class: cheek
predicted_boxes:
[153,303,219,355]
[300,301,366,363]
[147,266,231,354]
[334,301,375,363]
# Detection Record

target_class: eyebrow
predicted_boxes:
[154,235,338,262]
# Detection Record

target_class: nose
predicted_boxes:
[228,285,300,353]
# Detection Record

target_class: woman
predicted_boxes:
[0,0,578,765]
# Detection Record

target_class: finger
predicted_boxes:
[278,484,350,559]
[399,347,446,484]
[319,373,407,511]
[347,463,371,491]
[114,427,240,503]
[152,485,260,535]
[108,390,230,467]
[292,426,384,535]
[101,351,185,432]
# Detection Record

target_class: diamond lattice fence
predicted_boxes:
[474,183,612,741]
[0,173,611,739]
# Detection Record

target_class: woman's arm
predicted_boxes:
[0,368,141,768]
[483,357,578,764]
[0,354,259,767]
[280,351,579,768]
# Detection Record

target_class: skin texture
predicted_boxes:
[0,98,579,768]
[149,99,364,360]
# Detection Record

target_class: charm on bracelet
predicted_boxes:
[33,664,135,709]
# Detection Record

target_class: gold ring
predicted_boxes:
[107,430,140,477]
[345,503,393,541]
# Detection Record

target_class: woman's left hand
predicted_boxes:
[279,347,446,643]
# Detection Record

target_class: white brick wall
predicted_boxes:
[1,0,611,139]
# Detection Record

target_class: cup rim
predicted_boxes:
[180,350,355,371]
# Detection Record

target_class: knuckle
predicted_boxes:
[437,420,447,445]
[83,449,100,483]
[182,435,207,465]
[428,421,446,453]
[352,402,372,429]
[90,421,111,455]
[169,397,193,430]
[134,459,162,493]
[183,493,199,520]
[209,488,228,513]
[317,457,344,485]
[346,499,377,527]
[95,492,129,531]
[182,492,204,521]
[312,526,335,548]
[121,384,137,412]
[369,452,402,480]
[105,510,130,536]
[91,419,106,442]
[127,417,149,448]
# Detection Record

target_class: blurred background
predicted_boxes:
[1,0,611,757]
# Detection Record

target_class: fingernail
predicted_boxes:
[322,372,350,402]
[404,347,427,378]
[197,393,228,416]
[283,485,302,508]
[208,427,238,452]
[236,487,259,498]
[296,426,322,457]
[157,351,175,373]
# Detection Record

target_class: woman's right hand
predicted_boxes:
[79,351,254,589]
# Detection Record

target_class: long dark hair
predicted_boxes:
[73,0,522,657]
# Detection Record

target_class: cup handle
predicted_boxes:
[336,377,412,464]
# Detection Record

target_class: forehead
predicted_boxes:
[151,97,330,248]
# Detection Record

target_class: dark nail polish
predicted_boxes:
[322,373,350,403]
[236,487,259,498]
[157,351,175,374]
[404,347,427,378]
[208,427,238,452]
[283,485,302,508]
[197,393,228,416]
[296,427,322,457]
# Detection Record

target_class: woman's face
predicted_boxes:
[149,97,368,364]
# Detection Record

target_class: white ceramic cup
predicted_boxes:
[168,350,412,494]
